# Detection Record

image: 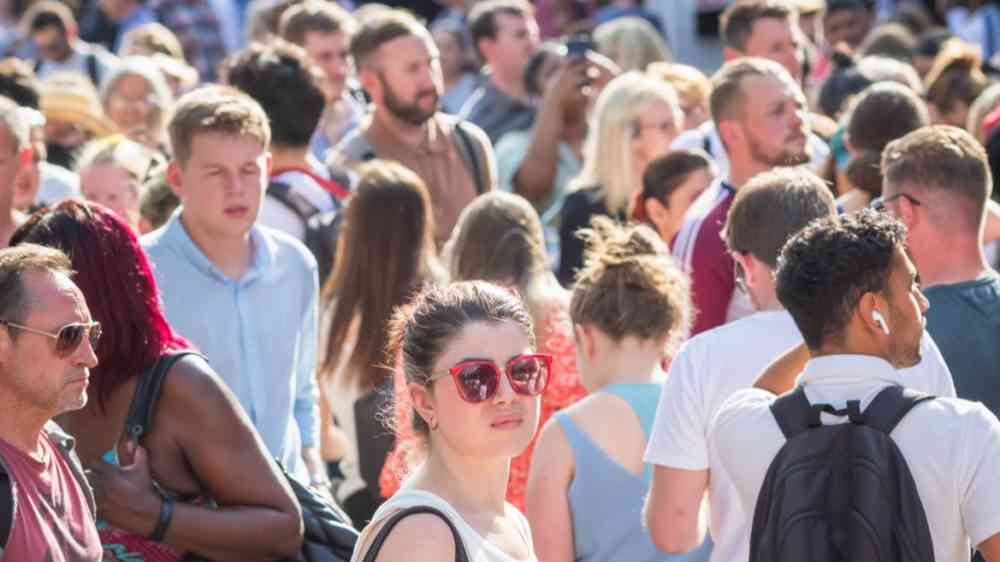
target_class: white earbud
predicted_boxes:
[872,310,890,336]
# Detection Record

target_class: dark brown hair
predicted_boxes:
[322,160,441,392]
[724,167,836,268]
[387,281,535,437]
[279,0,356,45]
[350,9,431,71]
[468,0,533,58]
[570,217,688,345]
[446,192,548,296]
[845,82,929,197]
[720,0,795,52]
[0,244,72,330]
[634,149,714,223]
[924,40,990,116]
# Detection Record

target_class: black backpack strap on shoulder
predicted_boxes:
[452,121,485,195]
[361,505,470,562]
[0,464,12,549]
[86,52,99,87]
[267,180,321,223]
[770,386,829,439]
[861,385,935,435]
[124,351,205,442]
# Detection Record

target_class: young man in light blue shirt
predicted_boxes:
[141,85,326,489]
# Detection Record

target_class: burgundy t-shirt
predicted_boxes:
[672,181,738,336]
[0,433,101,562]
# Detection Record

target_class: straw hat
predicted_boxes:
[39,71,116,137]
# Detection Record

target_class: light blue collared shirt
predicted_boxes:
[141,210,320,480]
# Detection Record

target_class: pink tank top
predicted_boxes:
[0,433,102,562]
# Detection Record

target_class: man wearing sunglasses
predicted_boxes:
[0,244,102,561]
[877,126,1000,435]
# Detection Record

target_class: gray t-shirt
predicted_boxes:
[924,271,1000,417]
[459,80,535,144]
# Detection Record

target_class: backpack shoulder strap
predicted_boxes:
[861,385,935,435]
[362,505,469,562]
[770,386,826,439]
[124,351,205,442]
[337,130,377,163]
[451,120,486,195]
[0,463,11,549]
[267,180,322,222]
[85,52,99,86]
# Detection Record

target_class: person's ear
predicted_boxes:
[896,194,921,230]
[717,120,742,151]
[358,67,380,101]
[722,47,742,63]
[573,323,597,362]
[858,291,888,338]
[409,382,437,429]
[17,147,32,170]
[166,160,184,199]
[645,197,668,225]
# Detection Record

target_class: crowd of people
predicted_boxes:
[0,0,1000,561]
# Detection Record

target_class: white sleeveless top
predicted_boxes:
[351,489,537,562]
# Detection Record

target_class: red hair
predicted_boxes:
[11,200,190,409]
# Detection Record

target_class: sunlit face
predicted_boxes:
[81,163,140,229]
[31,26,72,61]
[882,245,928,369]
[302,30,353,101]
[106,74,156,134]
[737,74,811,167]
[743,17,805,82]
[632,99,683,166]
[168,132,269,241]
[488,12,540,77]
[369,34,443,125]
[0,270,98,416]
[419,321,540,460]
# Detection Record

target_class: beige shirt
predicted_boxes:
[364,113,494,244]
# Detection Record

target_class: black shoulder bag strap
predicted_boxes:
[770,386,821,439]
[86,52,99,87]
[266,180,321,224]
[0,464,12,548]
[452,121,486,195]
[361,505,470,562]
[124,351,205,442]
[861,385,935,435]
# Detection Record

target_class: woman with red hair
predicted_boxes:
[10,200,303,562]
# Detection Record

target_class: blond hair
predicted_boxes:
[571,71,681,215]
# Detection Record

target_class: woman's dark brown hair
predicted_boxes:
[320,160,441,391]
[924,39,990,117]
[845,82,929,197]
[633,149,713,223]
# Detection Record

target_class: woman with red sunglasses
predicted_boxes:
[351,281,544,562]
[525,217,711,562]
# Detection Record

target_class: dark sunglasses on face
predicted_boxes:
[0,320,102,357]
[870,192,922,212]
[431,353,553,404]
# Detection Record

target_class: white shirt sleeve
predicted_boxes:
[645,342,710,469]
[958,402,1000,546]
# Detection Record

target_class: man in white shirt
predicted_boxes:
[711,209,1000,562]
[643,168,956,562]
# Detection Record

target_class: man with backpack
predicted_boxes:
[329,9,495,245]
[21,1,118,88]
[711,209,1000,562]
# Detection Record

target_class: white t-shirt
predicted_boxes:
[671,121,830,178]
[644,310,956,562]
[261,166,338,241]
[711,355,1000,562]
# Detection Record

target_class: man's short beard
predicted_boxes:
[748,134,810,168]
[378,73,438,126]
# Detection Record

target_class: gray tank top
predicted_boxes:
[555,383,712,562]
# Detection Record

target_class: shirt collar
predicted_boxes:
[162,208,276,283]
[798,353,906,388]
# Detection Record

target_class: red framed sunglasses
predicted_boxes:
[432,353,553,404]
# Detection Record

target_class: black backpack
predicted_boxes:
[127,351,359,562]
[749,384,937,562]
[267,181,344,284]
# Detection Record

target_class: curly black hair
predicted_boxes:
[775,209,907,350]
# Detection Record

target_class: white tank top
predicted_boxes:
[351,489,537,562]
